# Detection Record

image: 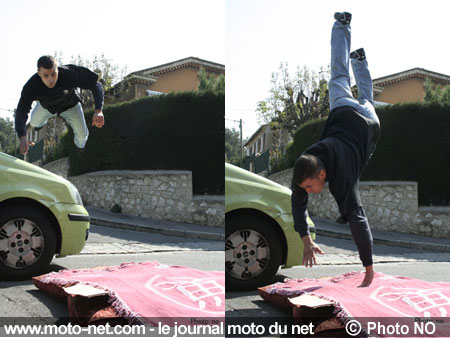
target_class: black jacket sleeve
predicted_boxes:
[291,184,310,237]
[346,206,374,267]
[68,65,104,110]
[15,86,34,138]
[91,82,104,111]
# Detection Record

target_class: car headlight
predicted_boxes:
[69,183,83,206]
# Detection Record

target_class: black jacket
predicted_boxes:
[15,64,104,138]
[291,105,380,237]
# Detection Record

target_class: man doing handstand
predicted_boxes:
[291,12,380,287]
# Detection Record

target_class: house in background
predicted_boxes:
[26,56,225,163]
[106,56,225,104]
[243,125,272,174]
[243,125,289,176]
[244,67,450,175]
[373,68,450,104]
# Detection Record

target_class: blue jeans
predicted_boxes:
[329,21,379,125]
[330,21,376,268]
[30,102,89,149]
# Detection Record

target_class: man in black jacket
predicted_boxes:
[291,12,380,287]
[15,55,105,155]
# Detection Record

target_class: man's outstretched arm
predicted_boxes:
[91,82,104,128]
[346,206,375,287]
[15,90,35,154]
[291,188,324,267]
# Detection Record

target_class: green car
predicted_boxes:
[225,163,315,290]
[0,152,89,280]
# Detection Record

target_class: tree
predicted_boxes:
[225,127,245,165]
[257,63,329,136]
[54,52,128,108]
[424,77,450,104]
[197,67,225,95]
[0,117,17,155]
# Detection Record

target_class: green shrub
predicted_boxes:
[68,91,224,195]
[281,103,450,206]
[284,117,327,168]
[43,130,69,164]
[110,203,122,213]
[362,102,450,206]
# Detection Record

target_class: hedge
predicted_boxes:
[283,103,450,206]
[68,91,224,195]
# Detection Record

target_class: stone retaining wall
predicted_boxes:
[43,158,224,227]
[416,206,450,238]
[268,168,450,238]
[42,157,69,179]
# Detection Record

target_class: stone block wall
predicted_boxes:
[69,170,224,228]
[416,206,450,238]
[268,168,450,238]
[42,157,69,179]
[42,158,224,227]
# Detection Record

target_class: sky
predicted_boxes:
[3,0,450,140]
[226,0,450,138]
[0,0,225,120]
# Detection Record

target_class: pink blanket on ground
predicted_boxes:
[38,261,224,325]
[260,271,450,337]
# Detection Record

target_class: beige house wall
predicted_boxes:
[135,83,154,99]
[148,68,200,93]
[374,78,425,104]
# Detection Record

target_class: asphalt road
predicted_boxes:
[0,223,224,320]
[226,235,450,318]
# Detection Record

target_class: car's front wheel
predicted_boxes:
[0,205,57,280]
[225,214,282,291]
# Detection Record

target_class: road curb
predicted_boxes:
[89,217,225,242]
[316,228,450,253]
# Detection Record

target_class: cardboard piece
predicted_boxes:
[63,284,109,298]
[289,294,333,308]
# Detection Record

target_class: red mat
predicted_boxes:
[34,261,224,325]
[259,271,450,337]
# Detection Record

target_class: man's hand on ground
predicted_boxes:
[92,110,104,128]
[359,265,374,287]
[19,136,35,155]
[301,235,325,267]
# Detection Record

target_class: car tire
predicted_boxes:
[225,214,282,291]
[0,204,57,281]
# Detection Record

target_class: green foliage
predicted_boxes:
[257,63,330,137]
[110,203,122,213]
[53,52,127,108]
[68,91,224,195]
[43,130,69,164]
[268,149,290,176]
[277,102,450,206]
[362,102,450,206]
[424,77,450,104]
[197,67,225,95]
[284,117,327,168]
[0,117,17,155]
[225,127,245,165]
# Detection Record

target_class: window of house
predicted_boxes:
[146,90,164,97]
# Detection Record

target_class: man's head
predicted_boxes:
[37,55,58,88]
[293,154,327,194]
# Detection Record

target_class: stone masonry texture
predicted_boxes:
[269,168,450,238]
[43,159,224,227]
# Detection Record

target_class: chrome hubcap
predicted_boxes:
[225,229,270,280]
[0,219,44,269]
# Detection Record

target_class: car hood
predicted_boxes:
[225,163,291,195]
[1,152,67,184]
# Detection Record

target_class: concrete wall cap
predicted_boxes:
[70,170,192,177]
